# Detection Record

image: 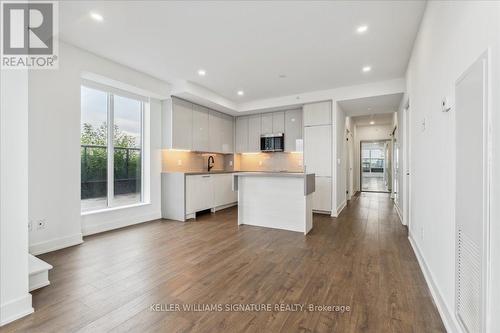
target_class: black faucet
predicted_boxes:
[207,155,215,172]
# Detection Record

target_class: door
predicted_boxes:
[312,176,332,212]
[455,54,489,333]
[171,98,193,150]
[304,125,331,176]
[186,175,214,214]
[213,174,237,207]
[284,109,302,152]
[235,116,248,153]
[248,114,261,152]
[272,111,285,133]
[261,113,273,134]
[192,105,209,152]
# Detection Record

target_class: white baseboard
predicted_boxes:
[211,202,237,213]
[394,203,403,225]
[408,235,461,333]
[331,200,346,218]
[0,294,33,326]
[29,233,83,255]
[82,212,161,236]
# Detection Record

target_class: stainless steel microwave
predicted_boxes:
[260,133,284,152]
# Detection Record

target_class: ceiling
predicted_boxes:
[338,92,403,117]
[59,1,425,103]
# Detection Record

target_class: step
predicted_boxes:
[29,254,53,292]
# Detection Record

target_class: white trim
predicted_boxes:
[0,294,33,327]
[81,202,151,216]
[82,212,160,236]
[333,199,347,218]
[29,233,83,255]
[394,202,403,224]
[409,235,462,333]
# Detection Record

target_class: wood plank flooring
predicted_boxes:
[2,192,445,332]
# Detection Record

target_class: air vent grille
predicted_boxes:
[456,228,481,333]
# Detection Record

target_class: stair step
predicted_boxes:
[29,254,52,291]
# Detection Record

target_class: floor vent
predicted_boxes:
[456,228,481,333]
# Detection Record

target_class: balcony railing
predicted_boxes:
[81,144,141,199]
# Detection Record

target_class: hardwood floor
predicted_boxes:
[2,192,445,332]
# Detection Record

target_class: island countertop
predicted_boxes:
[233,172,315,196]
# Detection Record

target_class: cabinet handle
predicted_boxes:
[202,175,210,178]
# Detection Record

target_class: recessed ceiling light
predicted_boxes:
[90,12,104,22]
[370,121,375,125]
[362,66,372,73]
[197,69,206,76]
[356,25,368,34]
[237,90,244,96]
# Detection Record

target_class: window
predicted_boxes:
[81,85,145,212]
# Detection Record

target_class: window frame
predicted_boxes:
[81,84,147,212]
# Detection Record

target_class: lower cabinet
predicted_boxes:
[312,176,332,213]
[186,173,237,216]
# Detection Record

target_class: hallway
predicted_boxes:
[3,193,444,332]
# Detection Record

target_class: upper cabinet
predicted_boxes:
[235,116,249,153]
[209,110,234,153]
[261,113,273,134]
[234,109,302,153]
[248,114,261,152]
[260,111,285,134]
[163,97,234,154]
[272,111,285,133]
[284,109,302,152]
[163,97,193,150]
[192,104,209,152]
[303,101,332,126]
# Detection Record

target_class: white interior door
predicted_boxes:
[455,54,489,333]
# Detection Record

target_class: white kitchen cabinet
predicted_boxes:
[163,98,193,150]
[248,114,261,152]
[235,116,249,153]
[284,109,302,152]
[304,125,331,177]
[272,111,285,133]
[186,174,214,215]
[192,104,209,152]
[261,113,273,134]
[312,176,332,212]
[303,101,332,126]
[213,174,237,207]
[221,113,234,153]
[208,110,222,153]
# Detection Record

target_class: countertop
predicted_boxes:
[162,171,304,176]
[234,172,312,178]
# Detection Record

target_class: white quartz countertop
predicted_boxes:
[234,172,311,178]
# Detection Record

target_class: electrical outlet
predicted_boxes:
[258,161,263,166]
[229,161,233,166]
[298,159,303,167]
[177,159,182,166]
[28,220,33,232]
[37,219,47,230]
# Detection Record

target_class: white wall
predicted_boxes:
[405,2,500,332]
[352,123,393,192]
[0,70,32,325]
[28,42,170,254]
[335,104,347,212]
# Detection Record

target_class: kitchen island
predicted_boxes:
[233,172,315,235]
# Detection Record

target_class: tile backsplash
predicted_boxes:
[236,152,303,172]
[162,150,303,173]
[162,150,234,172]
